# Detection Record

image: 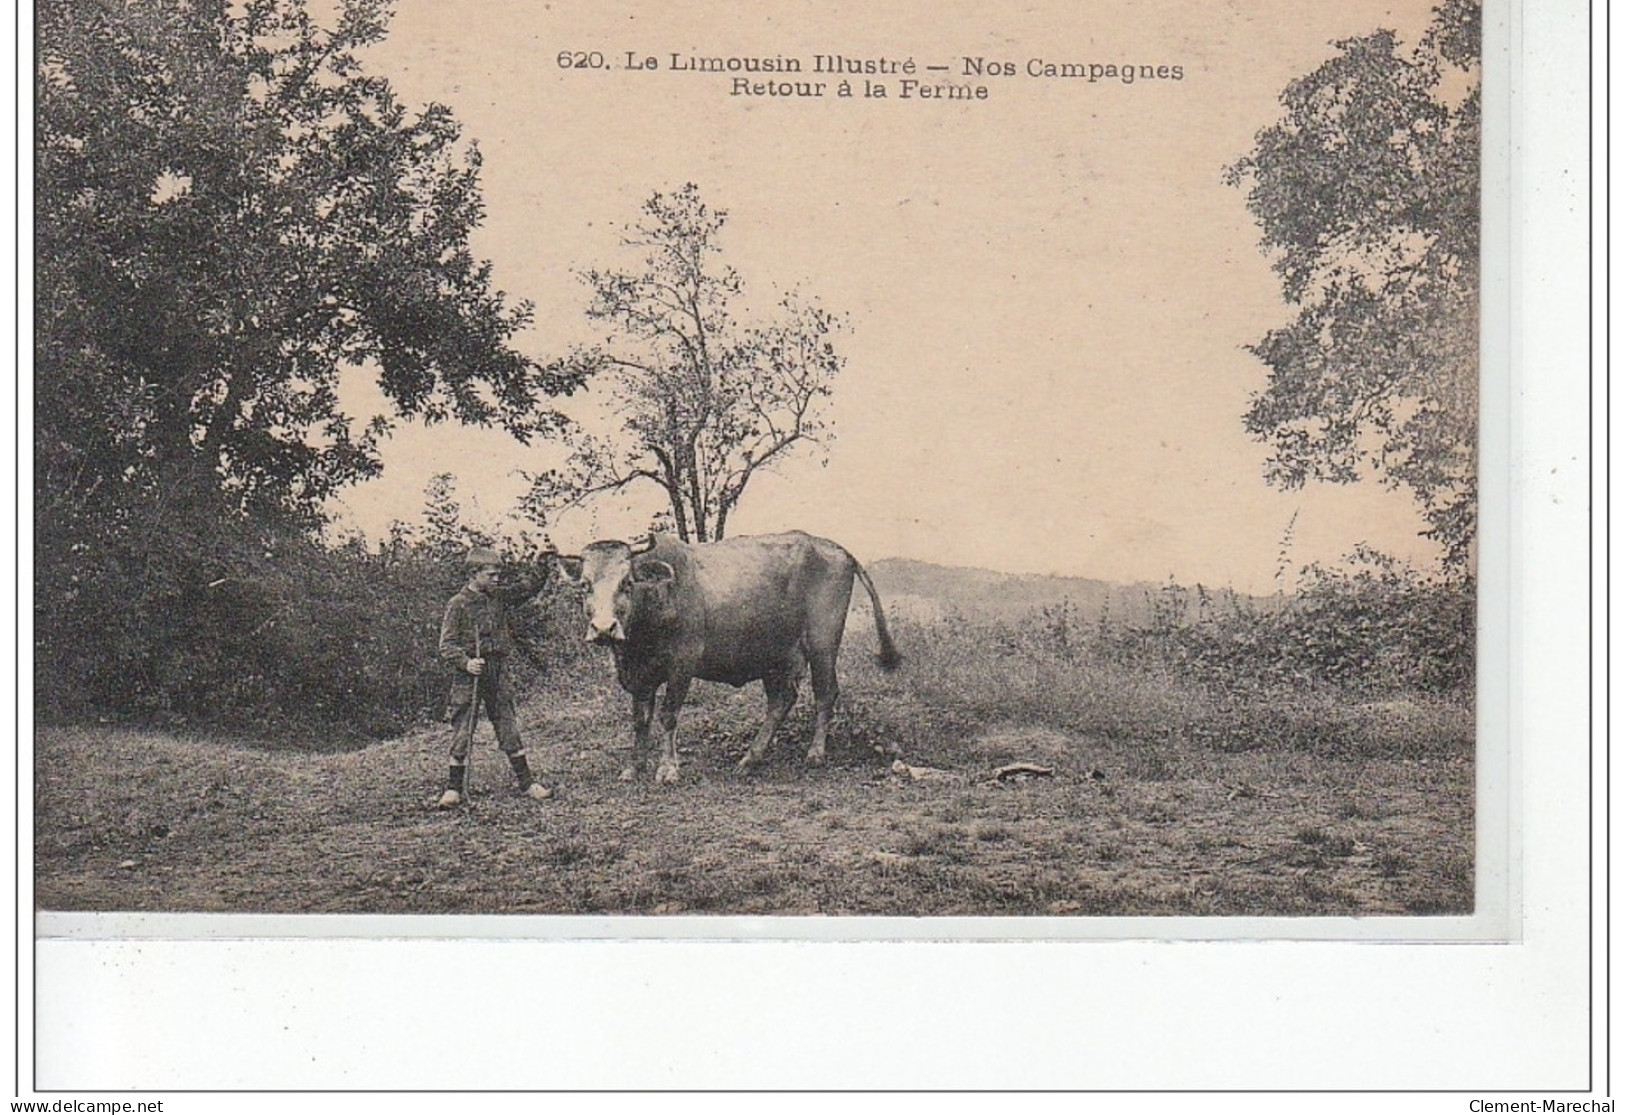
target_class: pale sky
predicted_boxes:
[327,0,1456,593]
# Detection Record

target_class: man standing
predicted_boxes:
[437,545,554,808]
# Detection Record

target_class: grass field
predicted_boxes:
[34,590,1475,918]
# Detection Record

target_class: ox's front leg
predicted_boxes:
[740,666,801,772]
[621,691,656,782]
[655,676,691,785]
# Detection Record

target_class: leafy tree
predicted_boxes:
[403,472,554,566]
[522,184,845,542]
[35,0,577,719]
[1225,0,1480,569]
[37,0,577,530]
[415,473,494,561]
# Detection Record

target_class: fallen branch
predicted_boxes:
[993,762,1056,781]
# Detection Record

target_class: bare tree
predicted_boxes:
[522,184,844,542]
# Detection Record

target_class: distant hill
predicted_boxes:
[865,557,1156,625]
[864,558,1280,627]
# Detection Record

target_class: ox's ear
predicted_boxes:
[632,559,675,585]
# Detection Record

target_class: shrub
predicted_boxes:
[35,507,587,743]
[832,557,1472,765]
[1098,550,1473,695]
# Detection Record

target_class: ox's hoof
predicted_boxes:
[619,766,638,782]
[736,752,764,773]
[805,748,827,768]
[655,761,681,785]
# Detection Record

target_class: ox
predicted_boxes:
[565,531,902,783]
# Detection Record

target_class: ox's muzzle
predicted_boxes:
[587,621,624,646]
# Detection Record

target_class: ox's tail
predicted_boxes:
[852,561,903,671]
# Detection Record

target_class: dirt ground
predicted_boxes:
[34,679,1474,918]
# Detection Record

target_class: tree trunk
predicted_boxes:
[666,484,692,542]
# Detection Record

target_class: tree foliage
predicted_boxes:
[37,0,576,530]
[1225,0,1480,568]
[35,0,577,722]
[522,184,845,542]
[390,472,558,570]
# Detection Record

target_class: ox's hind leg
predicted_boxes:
[805,650,839,766]
[654,676,692,785]
[621,690,657,782]
[803,561,855,767]
[739,660,803,772]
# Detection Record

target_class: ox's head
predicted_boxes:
[571,537,675,646]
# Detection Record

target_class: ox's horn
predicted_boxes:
[549,550,586,585]
[630,533,658,555]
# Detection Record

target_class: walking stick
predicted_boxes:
[465,626,482,800]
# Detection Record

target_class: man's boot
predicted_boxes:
[437,764,466,808]
[510,752,553,801]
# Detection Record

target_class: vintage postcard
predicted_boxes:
[34,0,1498,940]
[29,0,1607,1100]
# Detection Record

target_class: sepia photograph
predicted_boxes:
[34,0,1487,926]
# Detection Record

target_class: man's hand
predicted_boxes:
[465,657,486,676]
